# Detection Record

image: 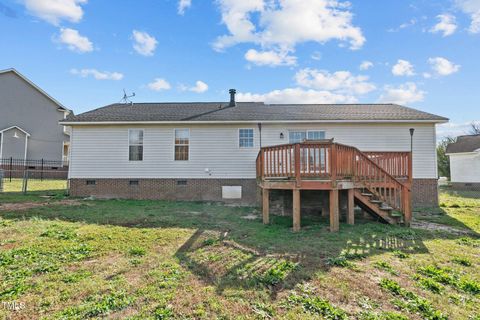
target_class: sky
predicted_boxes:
[1,0,479,139]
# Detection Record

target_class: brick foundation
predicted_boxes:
[69,178,260,205]
[69,177,440,208]
[412,178,439,208]
[451,182,480,191]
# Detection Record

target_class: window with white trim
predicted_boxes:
[129,129,143,161]
[175,129,189,161]
[239,128,254,148]
[289,130,325,143]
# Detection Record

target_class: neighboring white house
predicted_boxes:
[61,90,448,207]
[446,134,480,190]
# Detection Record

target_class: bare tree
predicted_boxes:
[470,121,480,135]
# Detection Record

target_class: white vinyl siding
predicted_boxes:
[69,122,438,179]
[449,152,480,183]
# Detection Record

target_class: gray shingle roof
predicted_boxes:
[446,135,480,154]
[63,102,448,123]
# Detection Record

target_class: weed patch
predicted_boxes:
[58,291,133,318]
[374,261,399,275]
[40,225,77,240]
[392,250,410,259]
[379,279,447,319]
[452,257,472,267]
[287,292,348,320]
[128,247,147,257]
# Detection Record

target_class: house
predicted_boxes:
[0,68,71,163]
[61,90,447,230]
[446,134,480,190]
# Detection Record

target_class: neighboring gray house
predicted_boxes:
[0,68,71,162]
[446,134,480,190]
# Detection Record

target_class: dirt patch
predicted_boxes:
[0,199,83,211]
[411,220,474,235]
[241,214,259,220]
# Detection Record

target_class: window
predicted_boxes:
[289,130,327,173]
[289,130,325,143]
[289,131,306,143]
[129,180,139,186]
[129,129,143,161]
[86,180,96,185]
[175,129,189,161]
[239,129,254,148]
[307,130,325,140]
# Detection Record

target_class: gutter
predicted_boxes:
[60,119,449,126]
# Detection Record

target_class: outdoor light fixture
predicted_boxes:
[409,128,415,152]
[13,130,19,139]
[280,132,284,139]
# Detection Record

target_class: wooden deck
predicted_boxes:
[256,140,412,232]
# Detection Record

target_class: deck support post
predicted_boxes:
[293,189,301,232]
[262,188,270,224]
[329,189,339,232]
[347,189,354,225]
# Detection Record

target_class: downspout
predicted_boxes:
[257,123,262,148]
[24,134,28,166]
[0,133,3,159]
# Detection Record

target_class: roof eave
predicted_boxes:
[60,119,449,125]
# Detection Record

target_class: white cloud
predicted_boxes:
[392,59,415,76]
[378,82,425,105]
[189,80,209,93]
[214,0,365,59]
[147,78,171,91]
[430,14,457,37]
[178,0,191,15]
[437,122,472,140]
[388,18,417,32]
[428,57,460,76]
[57,28,93,53]
[244,49,296,66]
[132,30,158,56]
[294,68,375,95]
[23,0,87,25]
[456,0,480,33]
[237,88,357,104]
[359,61,373,70]
[70,68,123,80]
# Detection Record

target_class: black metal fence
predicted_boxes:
[0,158,69,193]
[0,157,69,181]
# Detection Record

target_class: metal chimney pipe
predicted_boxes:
[229,89,236,107]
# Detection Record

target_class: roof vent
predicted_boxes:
[229,89,236,107]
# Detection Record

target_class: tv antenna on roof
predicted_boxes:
[121,89,135,104]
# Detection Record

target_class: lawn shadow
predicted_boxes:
[0,196,477,298]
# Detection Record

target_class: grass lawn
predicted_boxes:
[0,189,478,319]
[1,178,67,193]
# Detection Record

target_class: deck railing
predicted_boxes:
[256,141,412,222]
